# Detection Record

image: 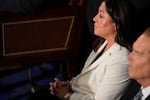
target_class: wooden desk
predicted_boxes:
[0,5,86,79]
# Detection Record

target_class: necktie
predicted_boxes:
[132,89,143,100]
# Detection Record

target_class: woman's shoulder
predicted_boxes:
[108,43,130,62]
[110,43,130,55]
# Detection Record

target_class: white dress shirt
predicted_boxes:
[142,86,150,100]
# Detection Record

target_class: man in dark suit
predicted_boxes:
[127,27,150,100]
[120,0,150,100]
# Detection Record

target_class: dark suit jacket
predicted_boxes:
[120,79,141,100]
[120,79,150,100]
[145,95,150,100]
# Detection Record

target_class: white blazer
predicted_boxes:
[70,40,131,100]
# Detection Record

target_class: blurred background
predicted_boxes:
[0,0,97,99]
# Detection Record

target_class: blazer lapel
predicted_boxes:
[83,41,108,68]
[79,41,123,76]
[80,41,108,75]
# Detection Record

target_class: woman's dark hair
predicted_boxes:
[93,0,150,51]
[104,0,134,51]
[104,0,150,51]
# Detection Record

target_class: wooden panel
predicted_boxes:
[2,16,74,57]
[0,4,86,78]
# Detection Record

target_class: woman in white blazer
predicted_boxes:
[49,0,139,100]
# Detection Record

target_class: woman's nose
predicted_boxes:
[93,14,97,22]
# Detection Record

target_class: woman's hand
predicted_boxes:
[49,78,72,99]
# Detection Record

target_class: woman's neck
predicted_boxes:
[104,39,115,52]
